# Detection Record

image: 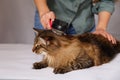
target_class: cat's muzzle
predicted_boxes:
[32,44,41,54]
[32,44,47,54]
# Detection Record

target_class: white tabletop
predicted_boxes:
[0,44,120,80]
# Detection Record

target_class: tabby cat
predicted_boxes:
[32,28,120,74]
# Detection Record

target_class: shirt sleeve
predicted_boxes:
[92,0,115,14]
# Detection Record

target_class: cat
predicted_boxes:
[32,28,120,74]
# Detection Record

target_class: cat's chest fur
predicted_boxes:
[43,39,82,68]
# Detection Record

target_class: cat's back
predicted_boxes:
[78,33,120,56]
[78,33,116,46]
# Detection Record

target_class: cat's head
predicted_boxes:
[32,28,62,54]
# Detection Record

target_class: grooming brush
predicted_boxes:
[49,19,69,35]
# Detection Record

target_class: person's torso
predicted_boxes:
[47,0,95,34]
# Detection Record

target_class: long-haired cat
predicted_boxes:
[32,28,120,74]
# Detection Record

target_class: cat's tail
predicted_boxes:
[103,40,120,61]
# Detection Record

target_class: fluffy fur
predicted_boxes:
[32,29,120,74]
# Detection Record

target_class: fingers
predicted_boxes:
[93,30,116,44]
[105,33,116,44]
[40,11,55,29]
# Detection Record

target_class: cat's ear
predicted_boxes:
[33,28,43,35]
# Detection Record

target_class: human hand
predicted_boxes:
[40,11,55,29]
[92,29,116,44]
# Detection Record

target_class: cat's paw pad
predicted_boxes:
[33,62,47,69]
[53,68,70,74]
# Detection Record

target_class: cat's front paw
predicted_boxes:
[33,62,48,69]
[53,67,72,74]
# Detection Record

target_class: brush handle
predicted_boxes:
[49,19,53,29]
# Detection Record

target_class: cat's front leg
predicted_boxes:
[33,61,48,69]
[53,67,72,74]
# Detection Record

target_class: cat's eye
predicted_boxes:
[35,44,42,50]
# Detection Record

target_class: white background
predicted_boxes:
[0,0,35,44]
